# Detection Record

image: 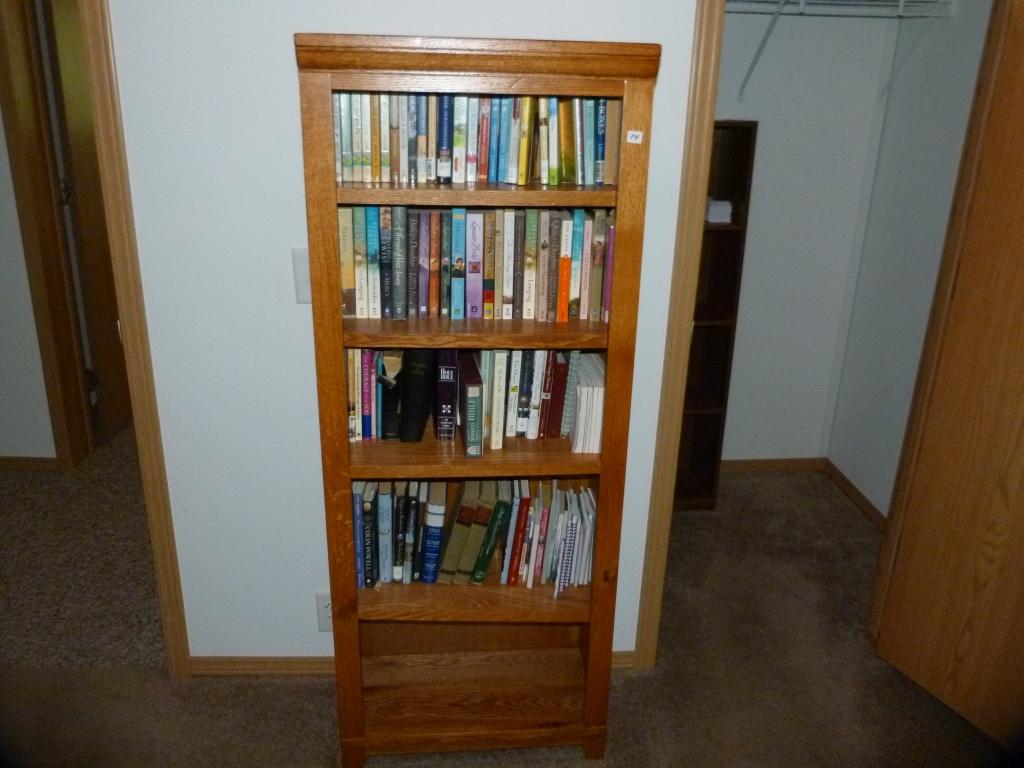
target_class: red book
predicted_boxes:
[506,481,532,586]
[545,353,570,438]
[537,350,556,438]
[429,210,441,316]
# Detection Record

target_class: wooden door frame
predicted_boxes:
[0,0,92,470]
[633,0,725,667]
[866,0,1011,644]
[74,1,191,677]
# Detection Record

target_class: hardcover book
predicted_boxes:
[380,350,402,441]
[583,98,596,186]
[407,95,418,185]
[516,96,535,186]
[466,96,479,183]
[477,97,491,181]
[504,350,522,439]
[556,211,573,322]
[402,481,418,583]
[418,211,430,315]
[523,208,538,320]
[546,352,570,438]
[441,210,453,318]
[506,97,521,184]
[351,93,364,183]
[538,97,549,184]
[459,352,484,458]
[407,208,420,315]
[589,210,607,323]
[399,349,436,442]
[557,98,575,184]
[466,211,484,319]
[369,94,381,183]
[489,349,508,450]
[352,481,365,588]
[392,480,407,581]
[595,98,607,185]
[398,94,409,184]
[471,481,507,584]
[388,94,400,184]
[547,213,561,321]
[547,96,560,186]
[579,211,593,320]
[482,210,496,319]
[360,93,372,182]
[512,210,525,319]
[426,94,438,182]
[493,210,504,320]
[496,97,512,184]
[416,93,428,181]
[380,95,391,182]
[568,208,585,319]
[421,482,447,584]
[438,481,477,584]
[412,481,429,580]
[339,93,353,183]
[434,349,458,441]
[362,481,378,586]
[536,210,550,322]
[501,209,515,319]
[429,210,441,316]
[572,97,585,186]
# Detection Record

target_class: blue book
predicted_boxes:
[595,98,608,185]
[437,95,453,183]
[496,97,512,183]
[366,206,381,318]
[379,207,393,318]
[451,208,467,320]
[583,98,596,186]
[352,482,365,588]
[407,96,418,185]
[420,482,447,584]
[487,99,502,183]
[376,482,393,584]
[569,208,585,319]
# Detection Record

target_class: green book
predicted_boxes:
[471,482,510,584]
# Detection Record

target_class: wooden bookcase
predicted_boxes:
[295,35,659,766]
[676,120,756,510]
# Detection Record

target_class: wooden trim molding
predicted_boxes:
[77,0,190,678]
[633,0,725,670]
[189,651,637,676]
[0,0,92,468]
[822,460,886,532]
[866,0,1010,645]
[720,458,828,473]
[0,456,62,471]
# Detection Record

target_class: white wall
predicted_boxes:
[827,1,992,513]
[717,15,896,459]
[0,104,56,459]
[107,1,697,655]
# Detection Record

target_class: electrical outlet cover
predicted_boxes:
[316,591,332,632]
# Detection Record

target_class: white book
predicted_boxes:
[490,350,508,450]
[452,96,468,184]
[333,93,342,183]
[527,350,546,439]
[466,96,479,183]
[590,355,606,453]
[350,94,363,184]
[339,93,354,183]
[398,94,409,184]
[506,98,521,184]
[504,351,522,438]
[526,490,543,588]
[580,214,593,320]
[379,94,390,182]
[502,209,515,319]
[360,93,372,183]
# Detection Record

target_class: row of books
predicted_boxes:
[352,478,596,595]
[346,348,604,456]
[338,206,616,323]
[332,92,623,187]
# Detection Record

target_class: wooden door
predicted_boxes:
[44,0,131,442]
[868,0,1024,746]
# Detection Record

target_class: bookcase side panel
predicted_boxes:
[583,76,656,732]
[298,70,364,741]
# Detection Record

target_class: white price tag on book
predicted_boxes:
[626,130,644,144]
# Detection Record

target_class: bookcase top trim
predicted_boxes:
[294,34,661,80]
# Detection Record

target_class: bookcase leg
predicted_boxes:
[340,742,366,768]
[582,729,607,759]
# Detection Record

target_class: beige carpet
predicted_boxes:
[0,434,1003,767]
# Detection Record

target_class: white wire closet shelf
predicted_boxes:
[726,0,955,18]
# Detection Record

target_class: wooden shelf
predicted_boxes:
[337,181,617,207]
[361,648,585,754]
[358,583,590,623]
[348,430,601,479]
[343,317,608,349]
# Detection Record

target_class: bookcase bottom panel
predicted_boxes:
[360,622,581,656]
[361,648,586,751]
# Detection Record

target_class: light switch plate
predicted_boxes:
[292,248,311,304]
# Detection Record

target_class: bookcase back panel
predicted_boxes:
[360,622,580,656]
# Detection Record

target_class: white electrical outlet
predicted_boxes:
[316,591,333,632]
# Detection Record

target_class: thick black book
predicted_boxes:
[392,481,407,580]
[399,349,436,442]
[518,348,534,436]
[412,482,427,581]
[380,207,393,318]
[434,349,458,441]
[362,482,378,587]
